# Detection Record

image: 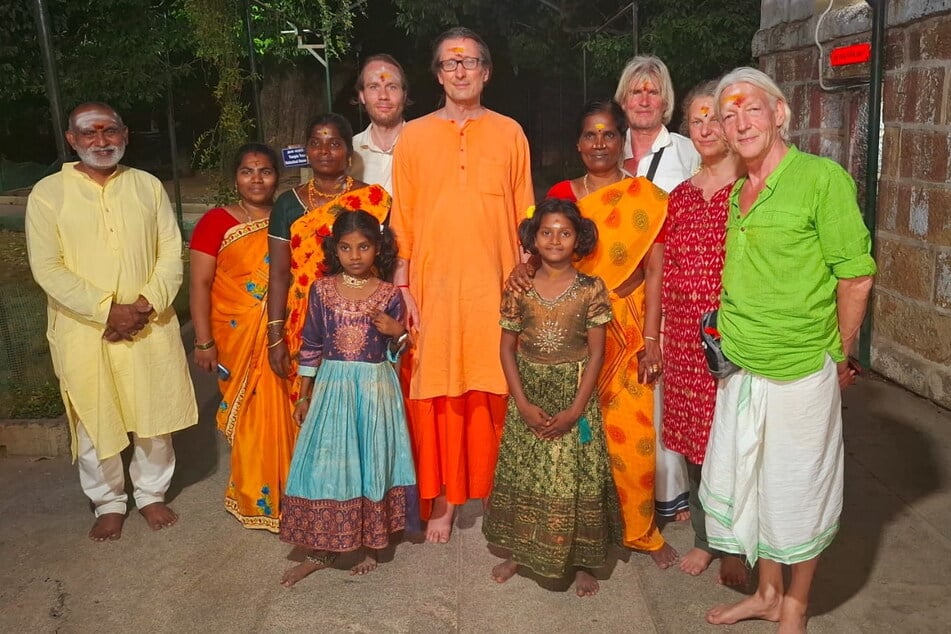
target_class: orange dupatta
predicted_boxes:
[212,219,297,532]
[575,176,669,549]
[282,184,391,403]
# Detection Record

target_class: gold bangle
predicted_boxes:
[195,339,215,350]
[294,396,310,407]
[643,335,658,342]
[267,339,284,349]
[266,319,285,326]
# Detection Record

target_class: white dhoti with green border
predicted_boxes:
[699,355,843,565]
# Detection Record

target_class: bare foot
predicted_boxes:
[778,597,808,634]
[138,502,178,530]
[350,551,378,576]
[674,509,691,522]
[679,547,713,576]
[706,591,782,625]
[88,513,125,541]
[717,556,749,587]
[648,543,679,569]
[280,552,334,588]
[491,559,519,583]
[574,569,600,597]
[425,497,454,544]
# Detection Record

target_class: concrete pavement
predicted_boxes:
[1,364,949,632]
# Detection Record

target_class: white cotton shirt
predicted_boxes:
[623,126,700,193]
[352,123,402,195]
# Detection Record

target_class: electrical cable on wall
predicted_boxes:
[816,0,870,91]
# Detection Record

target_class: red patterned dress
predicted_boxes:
[661,180,733,465]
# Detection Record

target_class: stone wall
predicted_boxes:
[754,0,951,409]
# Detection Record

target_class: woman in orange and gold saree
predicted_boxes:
[266,114,391,406]
[190,143,297,532]
[545,99,678,568]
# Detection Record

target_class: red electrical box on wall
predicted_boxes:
[830,42,872,66]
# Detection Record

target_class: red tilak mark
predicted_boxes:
[728,94,746,107]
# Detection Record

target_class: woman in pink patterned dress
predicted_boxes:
[661,81,747,584]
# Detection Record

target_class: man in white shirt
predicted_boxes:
[614,55,698,523]
[615,55,700,193]
[351,54,408,194]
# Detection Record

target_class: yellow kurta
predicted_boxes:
[25,163,198,461]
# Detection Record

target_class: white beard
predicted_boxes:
[76,144,126,170]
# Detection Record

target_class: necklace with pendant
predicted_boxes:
[309,176,354,206]
[237,200,253,223]
[341,273,370,288]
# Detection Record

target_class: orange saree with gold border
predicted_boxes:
[212,219,297,532]
[576,177,668,550]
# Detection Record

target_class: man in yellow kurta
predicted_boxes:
[26,102,197,542]
[390,28,534,543]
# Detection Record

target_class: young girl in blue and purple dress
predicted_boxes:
[278,210,418,587]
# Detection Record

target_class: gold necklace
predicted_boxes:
[237,200,253,223]
[309,176,354,203]
[583,171,624,197]
[340,273,370,288]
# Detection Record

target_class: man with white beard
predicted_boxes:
[26,102,197,542]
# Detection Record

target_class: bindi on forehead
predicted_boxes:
[699,105,711,117]
[725,93,747,107]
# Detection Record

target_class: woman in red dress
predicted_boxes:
[661,81,747,584]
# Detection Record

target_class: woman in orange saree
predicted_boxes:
[545,100,678,568]
[266,114,391,404]
[190,143,297,532]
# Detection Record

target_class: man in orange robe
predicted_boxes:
[390,27,534,543]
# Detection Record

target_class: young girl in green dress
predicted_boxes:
[482,198,620,597]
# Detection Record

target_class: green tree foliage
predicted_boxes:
[0,0,191,108]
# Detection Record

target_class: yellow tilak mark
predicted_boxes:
[595,123,606,130]
[699,105,710,117]
[450,46,465,54]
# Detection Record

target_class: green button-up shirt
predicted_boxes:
[719,146,877,380]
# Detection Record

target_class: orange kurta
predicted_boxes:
[211,219,297,532]
[575,177,668,550]
[391,111,534,505]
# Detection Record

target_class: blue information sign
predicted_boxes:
[281,145,308,168]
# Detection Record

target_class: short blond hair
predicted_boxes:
[715,67,792,142]
[614,55,675,125]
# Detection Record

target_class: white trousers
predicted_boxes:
[76,423,176,516]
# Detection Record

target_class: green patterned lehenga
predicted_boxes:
[482,273,622,578]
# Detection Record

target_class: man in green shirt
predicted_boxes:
[698,68,875,632]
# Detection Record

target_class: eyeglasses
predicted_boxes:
[438,57,482,72]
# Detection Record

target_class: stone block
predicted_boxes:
[0,417,70,457]
[936,251,951,310]
[870,337,951,411]
[878,180,900,231]
[875,237,934,302]
[898,129,950,183]
[882,72,908,123]
[909,66,946,125]
[819,90,846,129]
[873,291,951,365]
[908,13,951,62]
[881,126,901,179]
[819,134,845,163]
[924,186,951,245]
[884,27,906,71]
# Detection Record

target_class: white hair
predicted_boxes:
[614,55,675,125]
[715,67,792,142]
